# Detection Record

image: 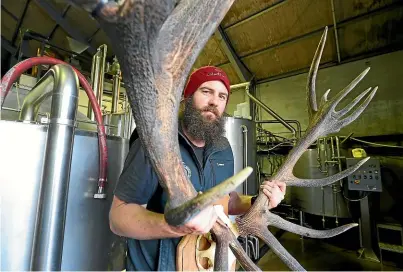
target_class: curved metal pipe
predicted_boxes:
[19,75,55,122]
[29,64,79,271]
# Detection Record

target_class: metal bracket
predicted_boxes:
[238,235,259,260]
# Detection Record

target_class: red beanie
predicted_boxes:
[183,66,231,101]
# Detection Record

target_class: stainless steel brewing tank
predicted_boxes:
[103,111,136,138]
[0,120,128,271]
[290,148,350,218]
[224,117,258,195]
[1,87,98,132]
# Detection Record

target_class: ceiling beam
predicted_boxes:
[223,0,287,30]
[215,25,256,120]
[2,35,33,58]
[11,0,31,45]
[1,4,18,21]
[47,4,71,41]
[35,0,96,54]
[2,37,17,55]
[87,27,101,43]
[215,26,253,82]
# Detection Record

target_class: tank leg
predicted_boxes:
[299,210,304,240]
[299,210,305,253]
[358,196,380,262]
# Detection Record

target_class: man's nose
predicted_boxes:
[208,95,219,106]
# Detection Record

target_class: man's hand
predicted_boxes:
[169,205,219,236]
[260,180,286,209]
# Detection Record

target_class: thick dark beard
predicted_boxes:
[183,97,226,146]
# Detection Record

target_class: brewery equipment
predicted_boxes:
[0,120,128,271]
[290,137,351,226]
[102,56,136,138]
[224,117,258,196]
[1,64,127,270]
[87,44,108,120]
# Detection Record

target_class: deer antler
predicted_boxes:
[235,26,377,271]
[85,0,253,227]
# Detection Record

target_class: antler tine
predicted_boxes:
[336,87,373,117]
[236,206,358,271]
[287,76,377,187]
[329,67,371,113]
[286,156,370,187]
[257,226,305,271]
[307,26,328,119]
[336,86,378,129]
[165,167,252,226]
[213,236,229,271]
[210,223,231,271]
[320,89,331,105]
[227,231,261,271]
[266,212,358,239]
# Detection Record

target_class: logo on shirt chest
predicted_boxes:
[182,161,192,179]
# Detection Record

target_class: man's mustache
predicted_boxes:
[202,106,220,117]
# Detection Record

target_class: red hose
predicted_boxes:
[1,56,108,193]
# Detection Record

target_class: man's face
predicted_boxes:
[182,80,229,144]
[191,80,228,121]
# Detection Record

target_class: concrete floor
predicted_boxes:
[256,232,400,271]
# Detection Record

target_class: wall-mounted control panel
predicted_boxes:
[346,158,382,192]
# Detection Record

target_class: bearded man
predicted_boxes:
[109,66,286,271]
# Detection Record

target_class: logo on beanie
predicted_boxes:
[207,72,224,77]
[183,66,230,99]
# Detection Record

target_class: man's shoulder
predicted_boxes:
[129,137,146,155]
[210,136,234,160]
[123,137,152,171]
[220,136,233,153]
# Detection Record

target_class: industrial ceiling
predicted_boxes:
[2,0,403,85]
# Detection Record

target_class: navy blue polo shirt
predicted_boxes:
[114,125,234,271]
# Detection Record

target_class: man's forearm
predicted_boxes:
[109,196,185,240]
[228,194,253,215]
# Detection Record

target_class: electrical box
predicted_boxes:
[346,157,382,192]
